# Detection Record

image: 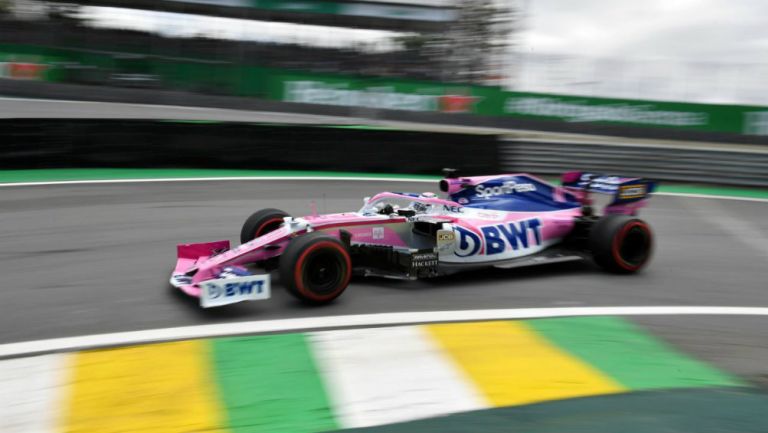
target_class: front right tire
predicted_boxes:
[240,208,289,244]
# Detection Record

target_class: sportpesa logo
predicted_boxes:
[454,218,542,257]
[475,181,536,198]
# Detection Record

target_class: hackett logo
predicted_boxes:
[284,81,477,113]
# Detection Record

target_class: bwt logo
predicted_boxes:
[207,281,265,299]
[454,219,543,257]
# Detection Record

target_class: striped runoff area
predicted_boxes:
[0,317,742,433]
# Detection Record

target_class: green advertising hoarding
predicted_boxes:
[2,42,768,136]
[267,70,768,135]
[268,71,503,114]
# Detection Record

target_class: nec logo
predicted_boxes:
[454,218,542,256]
[207,281,265,299]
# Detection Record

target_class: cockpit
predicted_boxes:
[359,192,453,217]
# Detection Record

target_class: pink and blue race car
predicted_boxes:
[170,171,655,307]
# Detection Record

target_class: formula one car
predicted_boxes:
[170,171,655,307]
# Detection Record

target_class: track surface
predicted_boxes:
[1,179,767,383]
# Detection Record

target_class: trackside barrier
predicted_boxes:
[0,119,500,175]
[500,139,768,187]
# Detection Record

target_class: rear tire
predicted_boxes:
[589,215,653,273]
[240,208,289,244]
[279,232,352,304]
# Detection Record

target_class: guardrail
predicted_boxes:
[0,119,499,175]
[500,139,768,187]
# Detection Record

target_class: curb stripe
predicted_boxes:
[212,334,338,433]
[0,354,68,433]
[529,316,743,390]
[426,321,625,407]
[63,340,225,433]
[0,317,754,433]
[309,326,486,428]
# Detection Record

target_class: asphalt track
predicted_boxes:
[1,179,767,386]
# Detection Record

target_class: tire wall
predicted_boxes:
[1,119,500,175]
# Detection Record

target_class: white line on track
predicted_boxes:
[654,192,768,203]
[1,176,767,203]
[1,306,768,359]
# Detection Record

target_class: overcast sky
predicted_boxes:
[81,1,768,102]
[521,0,768,63]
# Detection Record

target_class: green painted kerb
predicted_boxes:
[528,316,743,389]
[211,334,338,433]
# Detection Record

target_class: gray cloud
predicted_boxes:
[522,0,768,63]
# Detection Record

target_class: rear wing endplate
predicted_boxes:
[561,171,656,205]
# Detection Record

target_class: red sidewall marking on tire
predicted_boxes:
[294,241,352,302]
[255,218,284,238]
[612,221,651,271]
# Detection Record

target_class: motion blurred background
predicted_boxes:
[3,4,768,433]
[1,0,768,180]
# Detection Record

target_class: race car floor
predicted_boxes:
[2,316,763,433]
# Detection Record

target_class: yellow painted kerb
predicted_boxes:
[62,340,227,433]
[426,320,626,407]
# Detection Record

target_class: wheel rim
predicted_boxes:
[255,218,284,237]
[304,251,344,295]
[617,224,651,268]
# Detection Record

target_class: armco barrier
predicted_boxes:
[0,119,499,175]
[501,139,768,187]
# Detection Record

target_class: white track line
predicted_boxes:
[2,306,768,359]
[1,176,767,203]
[654,192,768,203]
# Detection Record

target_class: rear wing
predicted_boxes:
[561,171,656,214]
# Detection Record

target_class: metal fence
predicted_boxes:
[501,138,768,187]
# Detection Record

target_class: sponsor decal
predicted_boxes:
[171,274,192,285]
[0,62,48,80]
[439,94,480,113]
[744,111,768,136]
[457,197,469,204]
[505,97,709,127]
[436,229,456,254]
[437,231,455,242]
[284,81,478,113]
[454,218,542,257]
[580,174,622,192]
[372,227,385,240]
[411,252,439,268]
[618,184,647,199]
[206,280,264,299]
[200,275,271,308]
[475,181,536,198]
[442,204,464,213]
[286,81,437,111]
